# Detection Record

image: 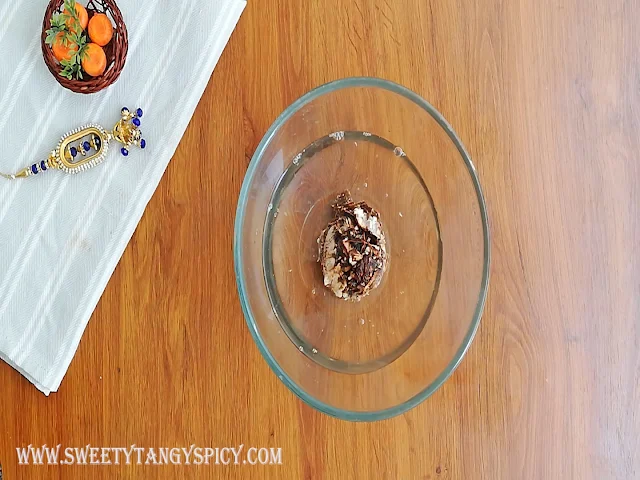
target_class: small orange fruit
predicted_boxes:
[64,2,89,32]
[88,13,113,46]
[52,32,78,62]
[81,43,107,76]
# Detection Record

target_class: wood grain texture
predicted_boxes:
[1,0,639,478]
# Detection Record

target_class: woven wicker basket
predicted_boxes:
[41,0,128,94]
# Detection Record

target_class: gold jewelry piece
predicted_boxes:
[0,107,146,180]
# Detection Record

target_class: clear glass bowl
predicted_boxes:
[234,77,490,421]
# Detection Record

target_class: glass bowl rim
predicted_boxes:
[234,76,491,422]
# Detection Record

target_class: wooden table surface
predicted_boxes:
[2,0,639,478]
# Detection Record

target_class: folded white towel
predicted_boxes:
[0,0,246,394]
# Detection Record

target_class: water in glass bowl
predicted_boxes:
[264,130,442,374]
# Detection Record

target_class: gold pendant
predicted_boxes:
[1,107,146,180]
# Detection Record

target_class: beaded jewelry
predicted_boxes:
[1,107,146,180]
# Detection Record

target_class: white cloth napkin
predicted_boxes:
[0,0,245,394]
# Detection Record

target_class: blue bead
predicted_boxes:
[132,118,141,127]
[40,160,47,171]
[122,107,129,114]
[83,141,91,151]
[121,148,129,156]
[140,139,146,149]
[31,164,38,175]
[136,108,143,117]
[70,147,77,157]
[94,136,101,149]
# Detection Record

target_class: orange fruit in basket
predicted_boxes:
[52,32,78,62]
[88,13,114,46]
[64,2,89,32]
[82,43,107,76]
